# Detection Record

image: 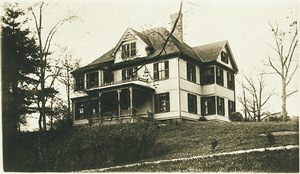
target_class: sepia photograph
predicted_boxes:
[1,0,299,172]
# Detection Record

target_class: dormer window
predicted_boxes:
[221,51,228,64]
[122,42,136,59]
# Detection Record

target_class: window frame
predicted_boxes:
[75,74,84,91]
[154,61,169,81]
[201,96,216,116]
[201,66,215,85]
[188,93,197,114]
[221,51,228,64]
[122,67,137,81]
[86,71,99,89]
[216,67,224,86]
[227,72,235,90]
[217,96,225,116]
[228,100,235,117]
[155,92,170,113]
[122,42,136,59]
[187,63,196,83]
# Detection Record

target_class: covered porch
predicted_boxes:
[72,84,154,126]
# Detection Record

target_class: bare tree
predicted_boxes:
[266,14,298,122]
[238,74,274,121]
[29,2,77,130]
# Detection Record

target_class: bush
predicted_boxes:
[211,137,218,149]
[265,132,275,145]
[229,112,243,122]
[199,117,207,121]
[6,122,158,172]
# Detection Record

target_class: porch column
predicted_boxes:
[98,92,102,124]
[72,100,76,125]
[117,89,122,119]
[129,87,133,116]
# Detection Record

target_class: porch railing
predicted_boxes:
[103,76,149,86]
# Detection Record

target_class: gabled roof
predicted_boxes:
[73,28,238,73]
[193,40,238,72]
[192,40,227,62]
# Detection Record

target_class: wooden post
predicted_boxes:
[129,87,133,122]
[98,92,102,125]
[117,89,122,123]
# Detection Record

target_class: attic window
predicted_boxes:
[221,51,228,64]
[122,42,136,59]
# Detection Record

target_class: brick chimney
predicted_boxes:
[170,13,183,42]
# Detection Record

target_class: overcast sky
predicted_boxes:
[2,0,299,129]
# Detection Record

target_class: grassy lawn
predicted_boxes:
[106,148,299,172]
[145,121,299,162]
[99,121,299,172]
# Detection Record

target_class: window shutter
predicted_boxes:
[166,92,170,111]
[154,63,158,80]
[122,70,126,80]
[165,61,169,79]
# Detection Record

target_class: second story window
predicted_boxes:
[187,63,196,83]
[227,72,235,90]
[122,42,136,59]
[122,68,137,80]
[104,71,114,85]
[154,61,169,81]
[86,71,99,89]
[216,67,224,86]
[201,67,215,85]
[221,51,228,64]
[75,74,84,91]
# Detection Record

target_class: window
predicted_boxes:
[75,74,84,90]
[217,97,225,116]
[122,42,136,59]
[75,102,85,120]
[154,61,169,81]
[188,93,197,114]
[91,100,99,116]
[86,71,99,88]
[104,71,114,85]
[122,68,137,81]
[201,67,215,85]
[216,67,224,86]
[221,51,228,64]
[228,100,235,117]
[187,63,196,83]
[227,72,235,90]
[201,96,216,115]
[155,92,170,113]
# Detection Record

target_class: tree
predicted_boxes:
[1,3,38,170]
[29,2,77,131]
[238,74,273,121]
[267,12,298,122]
[2,3,38,134]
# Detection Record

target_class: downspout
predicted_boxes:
[178,54,181,120]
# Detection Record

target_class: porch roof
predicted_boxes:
[85,82,155,94]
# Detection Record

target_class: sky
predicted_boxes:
[2,0,299,130]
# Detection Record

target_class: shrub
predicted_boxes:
[199,117,207,121]
[211,137,218,149]
[8,122,158,172]
[265,132,275,145]
[229,112,243,122]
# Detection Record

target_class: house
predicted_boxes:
[71,13,238,126]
